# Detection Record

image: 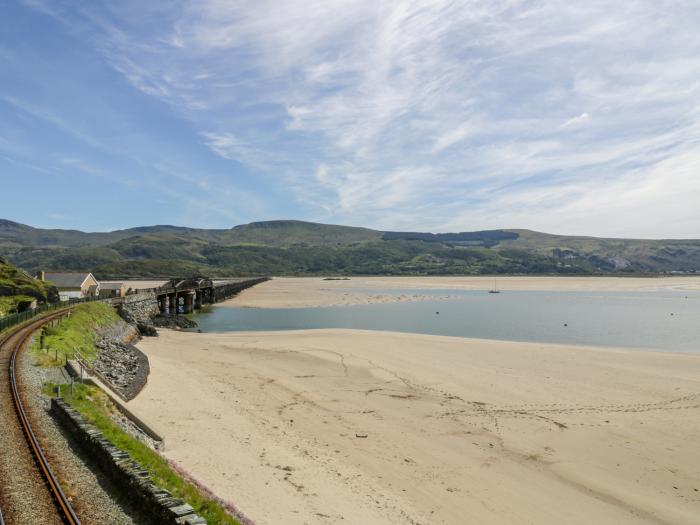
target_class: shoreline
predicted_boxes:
[188,323,696,357]
[131,327,700,525]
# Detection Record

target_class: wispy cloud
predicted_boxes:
[20,0,700,236]
[2,95,107,150]
[200,132,269,169]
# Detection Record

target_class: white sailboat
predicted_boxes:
[488,278,500,294]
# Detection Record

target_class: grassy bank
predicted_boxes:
[31,302,117,366]
[0,295,32,317]
[46,383,241,525]
[0,256,54,315]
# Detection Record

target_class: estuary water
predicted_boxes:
[188,289,700,353]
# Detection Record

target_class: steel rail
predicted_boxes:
[1,310,81,525]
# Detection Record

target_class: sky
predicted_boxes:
[1,0,699,238]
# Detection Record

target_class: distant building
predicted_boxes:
[97,281,127,298]
[37,271,100,301]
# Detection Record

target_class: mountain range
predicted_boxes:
[1,219,699,278]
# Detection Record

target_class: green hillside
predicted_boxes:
[1,219,699,278]
[0,219,379,248]
[500,230,700,272]
[225,220,381,246]
[0,255,57,315]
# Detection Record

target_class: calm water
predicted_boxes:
[188,289,700,353]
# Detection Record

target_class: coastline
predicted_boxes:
[131,327,700,525]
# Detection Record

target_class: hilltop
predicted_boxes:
[1,219,699,278]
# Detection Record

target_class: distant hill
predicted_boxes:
[227,220,381,246]
[0,219,379,247]
[1,218,699,278]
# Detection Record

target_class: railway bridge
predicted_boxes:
[155,277,268,314]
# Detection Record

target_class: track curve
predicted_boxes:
[0,310,81,524]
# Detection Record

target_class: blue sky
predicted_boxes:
[1,1,699,237]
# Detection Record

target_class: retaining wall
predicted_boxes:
[120,292,160,326]
[51,398,205,524]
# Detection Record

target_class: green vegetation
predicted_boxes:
[29,298,242,523]
[0,255,56,315]
[0,295,34,316]
[31,303,118,366]
[3,219,700,277]
[45,382,241,525]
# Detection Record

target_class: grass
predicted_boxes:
[46,382,242,525]
[36,302,244,523]
[0,256,52,299]
[31,302,118,366]
[0,296,18,316]
[0,294,37,316]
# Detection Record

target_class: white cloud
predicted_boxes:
[200,131,270,170]
[315,163,330,184]
[562,113,590,128]
[431,123,476,153]
[201,132,245,161]
[24,0,700,237]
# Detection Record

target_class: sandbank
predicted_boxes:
[221,276,700,308]
[131,328,700,525]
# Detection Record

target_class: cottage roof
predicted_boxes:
[42,272,93,288]
[98,282,125,290]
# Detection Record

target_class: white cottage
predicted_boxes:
[37,271,100,301]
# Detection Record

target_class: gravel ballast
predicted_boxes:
[21,343,147,525]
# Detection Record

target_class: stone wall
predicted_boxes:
[92,340,150,401]
[91,316,150,401]
[119,292,160,330]
[51,398,206,525]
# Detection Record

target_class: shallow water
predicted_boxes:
[188,289,700,353]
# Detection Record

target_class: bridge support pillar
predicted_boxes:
[168,293,177,315]
[195,290,203,310]
[184,292,195,314]
[158,297,167,315]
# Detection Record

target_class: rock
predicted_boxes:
[119,292,160,326]
[152,315,198,329]
[93,322,150,401]
[137,323,158,337]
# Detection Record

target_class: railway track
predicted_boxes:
[0,310,81,525]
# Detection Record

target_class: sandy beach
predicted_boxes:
[221,276,700,308]
[131,327,700,525]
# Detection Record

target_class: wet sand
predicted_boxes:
[221,276,700,308]
[131,328,700,525]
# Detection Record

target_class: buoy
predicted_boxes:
[564,323,568,327]
[436,311,440,315]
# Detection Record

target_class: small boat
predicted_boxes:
[488,279,500,294]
